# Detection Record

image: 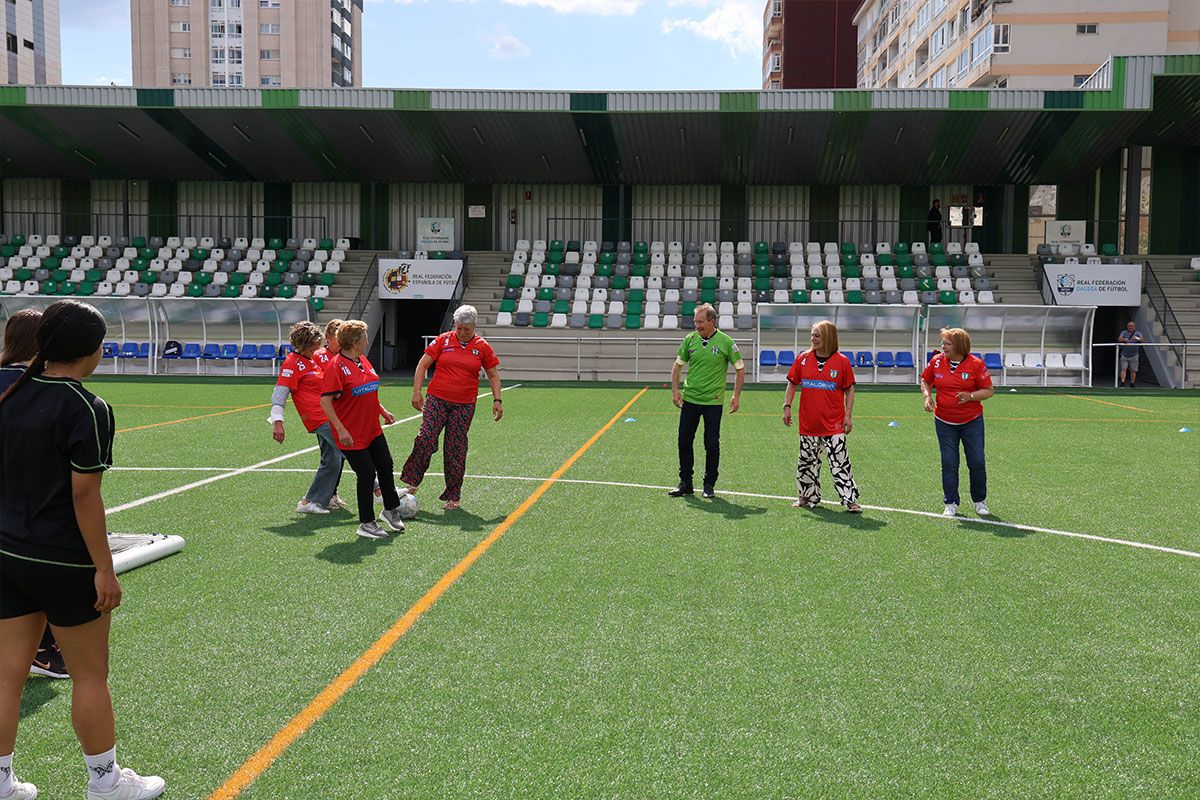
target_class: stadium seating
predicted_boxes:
[495,238,997,328]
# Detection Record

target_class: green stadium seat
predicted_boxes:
[52,269,69,282]
[45,256,60,269]
[553,300,569,314]
[506,274,523,288]
[625,315,641,329]
[701,276,717,290]
[279,249,295,262]
[841,254,857,267]
[533,312,549,327]
[547,251,564,265]
[931,254,949,267]
[843,265,861,279]
[1101,243,1118,256]
[629,289,646,302]
[633,253,649,266]
[846,290,864,304]
[9,235,25,248]
[266,272,283,286]
[682,301,696,317]
[877,254,895,266]
[57,282,77,295]
[938,291,957,304]
[76,282,95,296]
[318,273,336,286]
[0,246,14,259]
[588,314,604,329]
[633,241,648,254]
[500,299,517,313]
[272,260,288,273]
[896,265,914,279]
[230,273,248,285]
[15,269,31,281]
[950,254,966,267]
[840,242,856,255]
[596,264,614,278]
[549,240,564,252]
[537,287,553,301]
[598,252,614,265]
[192,248,209,261]
[791,290,808,303]
[754,277,769,292]
[268,238,284,250]
[929,242,944,255]
[220,285,236,298]
[543,263,560,276]
[894,242,910,254]
[626,301,644,316]
[611,276,628,290]
[139,247,155,260]
[54,246,69,258]
[809,277,827,290]
[755,241,769,254]
[133,258,148,270]
[132,236,147,248]
[631,264,649,278]
[277,285,296,299]
[918,278,935,292]
[309,297,324,312]
[773,264,790,278]
[86,270,102,282]
[896,253,912,267]
[753,253,769,267]
[701,289,716,304]
[319,238,334,250]
[753,265,770,279]
[40,281,57,294]
[193,272,212,285]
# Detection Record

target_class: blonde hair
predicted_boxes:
[336,320,368,351]
[324,318,343,343]
[939,327,972,358]
[811,320,839,354]
[288,321,323,353]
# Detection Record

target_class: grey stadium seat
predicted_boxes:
[569,313,586,328]
[607,313,623,328]
[863,277,880,291]
[974,277,991,291]
[900,278,917,291]
[204,284,221,297]
[865,290,882,304]
[913,254,930,267]
[736,315,753,330]
[885,290,901,304]
[514,312,531,326]
[535,300,551,314]
[920,291,937,304]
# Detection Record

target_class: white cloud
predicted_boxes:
[501,0,643,15]
[661,0,760,57]
[477,24,533,59]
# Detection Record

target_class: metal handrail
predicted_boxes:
[1143,260,1187,344]
[1,210,330,241]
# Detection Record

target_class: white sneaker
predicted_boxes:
[974,501,990,516]
[86,768,165,800]
[327,494,347,510]
[0,778,38,799]
[380,508,406,533]
[356,521,388,539]
[942,503,958,517]
[296,499,330,515]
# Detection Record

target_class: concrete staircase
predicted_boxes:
[1146,256,1200,388]
[312,249,389,324]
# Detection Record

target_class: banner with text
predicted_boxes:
[1042,262,1141,306]
[417,217,455,249]
[1045,220,1087,247]
[378,259,463,300]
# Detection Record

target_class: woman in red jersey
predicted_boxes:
[269,321,343,514]
[782,320,862,513]
[401,305,502,510]
[319,320,405,539]
[920,327,995,518]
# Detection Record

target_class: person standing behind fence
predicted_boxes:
[669,303,743,500]
[1117,321,1143,388]
[0,300,165,800]
[269,321,344,514]
[319,320,406,540]
[400,305,502,511]
[921,327,995,518]
[927,199,943,244]
[782,321,862,513]
[2,309,72,683]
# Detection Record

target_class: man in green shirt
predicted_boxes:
[669,303,744,499]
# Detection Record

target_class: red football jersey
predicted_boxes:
[321,353,383,450]
[313,346,334,367]
[921,352,993,424]
[276,352,326,432]
[786,350,855,436]
[425,332,500,405]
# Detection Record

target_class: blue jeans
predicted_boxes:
[935,415,986,505]
[307,422,344,507]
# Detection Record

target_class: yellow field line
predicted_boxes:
[116,404,270,433]
[1058,394,1158,413]
[113,403,258,409]
[207,386,648,800]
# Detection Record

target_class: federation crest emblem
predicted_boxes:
[1059,224,1073,237]
[830,369,839,378]
[1055,273,1075,296]
[383,264,411,293]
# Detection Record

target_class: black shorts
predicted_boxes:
[0,553,101,627]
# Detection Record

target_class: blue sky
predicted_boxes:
[61,0,764,89]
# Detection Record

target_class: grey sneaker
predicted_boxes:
[0,778,38,799]
[380,508,406,533]
[356,521,388,539]
[86,767,165,800]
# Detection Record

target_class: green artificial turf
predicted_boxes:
[14,380,1200,799]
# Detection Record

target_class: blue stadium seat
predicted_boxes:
[842,351,854,364]
[239,344,258,359]
[778,350,796,368]
[856,351,873,368]
[181,343,202,359]
[137,342,151,358]
[256,343,278,360]
[759,350,777,368]
[876,351,895,368]
[895,352,915,369]
[926,350,935,364]
[218,344,238,360]
[118,343,138,359]
[102,342,119,358]
[202,343,220,359]
[984,352,1003,371]
[279,344,294,357]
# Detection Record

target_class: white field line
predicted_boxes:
[106,385,521,516]
[108,466,1200,560]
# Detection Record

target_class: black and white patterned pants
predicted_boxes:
[796,434,860,506]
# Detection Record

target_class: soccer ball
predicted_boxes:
[395,492,419,520]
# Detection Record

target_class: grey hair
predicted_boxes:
[453,305,478,325]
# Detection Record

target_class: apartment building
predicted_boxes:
[2,0,61,85]
[763,0,859,90]
[132,0,362,88]
[853,0,1200,90]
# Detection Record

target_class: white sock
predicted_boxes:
[84,747,120,792]
[0,752,14,796]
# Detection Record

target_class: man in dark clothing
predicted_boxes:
[927,199,943,244]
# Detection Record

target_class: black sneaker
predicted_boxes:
[702,485,715,499]
[667,484,694,497]
[30,646,69,679]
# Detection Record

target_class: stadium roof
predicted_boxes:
[1,55,1196,186]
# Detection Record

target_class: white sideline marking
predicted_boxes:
[106,385,521,516]
[109,466,1200,560]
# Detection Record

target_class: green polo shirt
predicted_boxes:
[677,330,743,405]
